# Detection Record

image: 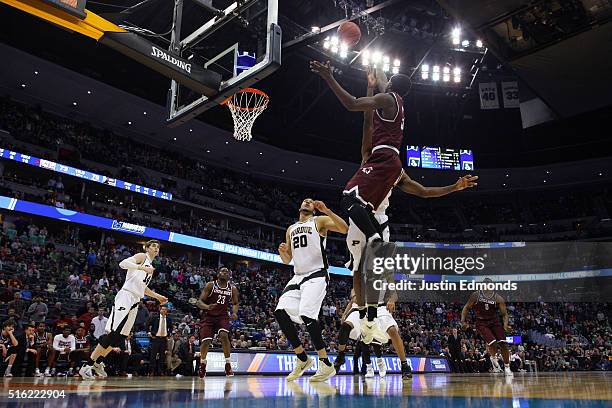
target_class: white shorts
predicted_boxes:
[375,306,398,335]
[105,289,140,336]
[275,270,328,324]
[346,214,390,272]
[345,308,362,341]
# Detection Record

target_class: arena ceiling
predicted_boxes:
[0,0,611,167]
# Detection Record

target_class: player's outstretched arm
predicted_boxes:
[278,228,293,264]
[144,287,168,305]
[461,292,478,330]
[397,171,478,198]
[314,201,349,234]
[310,60,395,112]
[361,68,376,164]
[196,282,214,310]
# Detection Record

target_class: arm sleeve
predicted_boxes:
[70,336,76,352]
[53,335,61,351]
[119,256,140,270]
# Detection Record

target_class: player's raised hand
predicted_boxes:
[367,67,377,89]
[504,323,511,332]
[278,242,290,255]
[310,60,333,80]
[231,312,238,321]
[454,175,478,191]
[461,321,469,331]
[386,301,395,313]
[157,294,168,305]
[313,200,330,214]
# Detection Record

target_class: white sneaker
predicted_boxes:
[361,319,375,344]
[92,362,108,378]
[44,369,52,377]
[504,367,514,377]
[175,374,183,379]
[377,359,387,378]
[490,357,502,373]
[4,372,12,377]
[286,357,312,382]
[309,361,336,383]
[35,369,42,377]
[365,364,375,378]
[79,365,95,380]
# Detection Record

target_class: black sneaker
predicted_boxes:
[333,354,345,373]
[401,363,412,380]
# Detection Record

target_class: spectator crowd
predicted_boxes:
[2,96,612,247]
[0,216,609,378]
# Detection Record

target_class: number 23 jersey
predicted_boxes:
[122,255,154,298]
[289,216,328,275]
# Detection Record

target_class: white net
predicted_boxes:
[224,88,269,141]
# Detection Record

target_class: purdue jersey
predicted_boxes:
[289,216,328,275]
[122,255,154,298]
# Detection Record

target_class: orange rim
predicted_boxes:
[222,88,269,111]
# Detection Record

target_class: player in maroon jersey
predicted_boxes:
[310,60,412,332]
[461,279,513,376]
[196,267,238,377]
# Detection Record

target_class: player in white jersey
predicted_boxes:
[79,240,167,379]
[275,198,348,382]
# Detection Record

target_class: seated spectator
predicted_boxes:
[45,326,76,377]
[78,307,97,329]
[0,319,19,377]
[178,335,200,376]
[27,296,48,323]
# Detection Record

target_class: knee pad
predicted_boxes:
[274,309,302,348]
[338,322,352,345]
[301,316,326,351]
[98,331,125,348]
[341,194,380,239]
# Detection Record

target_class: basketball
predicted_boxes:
[337,21,361,47]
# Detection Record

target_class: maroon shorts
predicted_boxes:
[476,319,506,345]
[343,147,402,209]
[199,315,230,340]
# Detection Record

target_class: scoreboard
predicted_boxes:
[406,146,474,171]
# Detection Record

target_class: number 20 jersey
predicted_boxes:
[289,216,328,275]
[122,255,153,298]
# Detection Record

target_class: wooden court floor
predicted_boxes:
[1,372,610,407]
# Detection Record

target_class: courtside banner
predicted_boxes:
[0,147,172,200]
[0,196,350,275]
[203,351,450,374]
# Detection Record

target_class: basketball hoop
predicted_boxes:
[223,88,269,141]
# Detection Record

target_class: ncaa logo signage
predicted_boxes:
[111,220,146,235]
